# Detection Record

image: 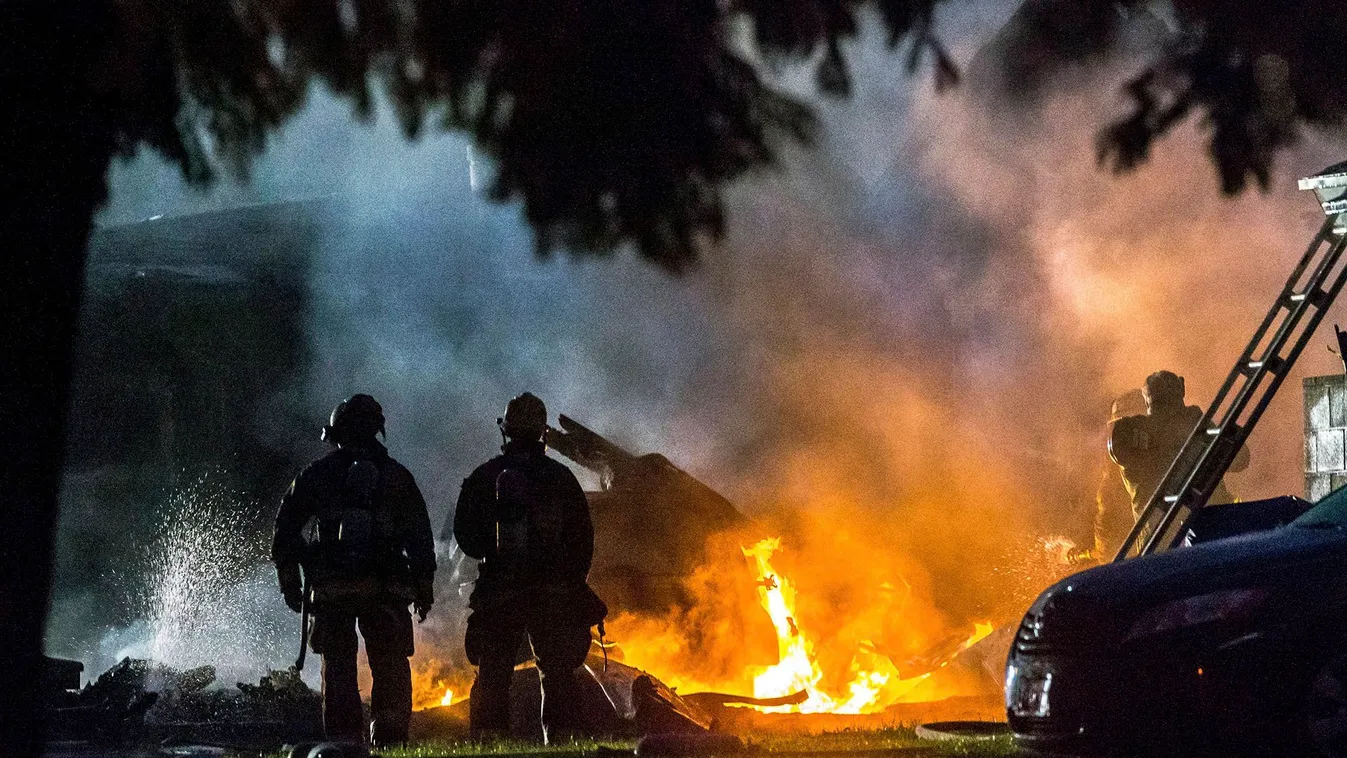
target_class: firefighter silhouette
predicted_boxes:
[272,394,436,746]
[452,393,607,742]
[1093,388,1147,559]
[1109,371,1250,529]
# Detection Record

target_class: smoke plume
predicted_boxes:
[55,0,1347,699]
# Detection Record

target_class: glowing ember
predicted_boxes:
[441,687,454,707]
[741,537,995,714]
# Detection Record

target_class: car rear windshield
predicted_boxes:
[1294,485,1347,529]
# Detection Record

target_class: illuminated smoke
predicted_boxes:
[68,1,1347,706]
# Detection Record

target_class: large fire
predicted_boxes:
[740,537,993,714]
[411,662,470,712]
[588,533,997,716]
[411,533,998,715]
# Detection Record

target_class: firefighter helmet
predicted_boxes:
[500,392,547,440]
[1108,388,1147,424]
[321,394,386,445]
[1143,370,1185,410]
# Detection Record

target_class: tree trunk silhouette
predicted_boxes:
[1,4,114,755]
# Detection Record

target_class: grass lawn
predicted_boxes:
[363,728,1022,758]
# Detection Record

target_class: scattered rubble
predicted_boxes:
[49,611,1005,750]
[46,657,322,752]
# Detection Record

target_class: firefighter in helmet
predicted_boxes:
[452,392,606,742]
[1092,388,1147,560]
[272,394,436,746]
[1109,370,1251,527]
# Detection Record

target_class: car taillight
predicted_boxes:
[1124,587,1268,641]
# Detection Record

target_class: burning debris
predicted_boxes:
[540,418,1001,716]
[740,538,995,715]
[407,414,1013,738]
[545,414,750,618]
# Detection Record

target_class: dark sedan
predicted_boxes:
[1006,491,1347,756]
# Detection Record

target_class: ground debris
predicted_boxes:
[47,658,322,751]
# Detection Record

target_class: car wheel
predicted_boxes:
[1308,655,1347,757]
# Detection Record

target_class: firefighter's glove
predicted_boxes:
[414,576,434,622]
[278,562,304,613]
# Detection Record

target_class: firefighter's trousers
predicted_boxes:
[311,601,414,745]
[466,607,591,742]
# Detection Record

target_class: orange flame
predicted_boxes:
[740,537,994,714]
[411,661,468,712]
[742,537,823,710]
[408,532,1000,716]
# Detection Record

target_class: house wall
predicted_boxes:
[1304,373,1347,500]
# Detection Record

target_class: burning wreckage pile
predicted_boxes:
[408,417,1016,741]
[55,415,1063,751]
